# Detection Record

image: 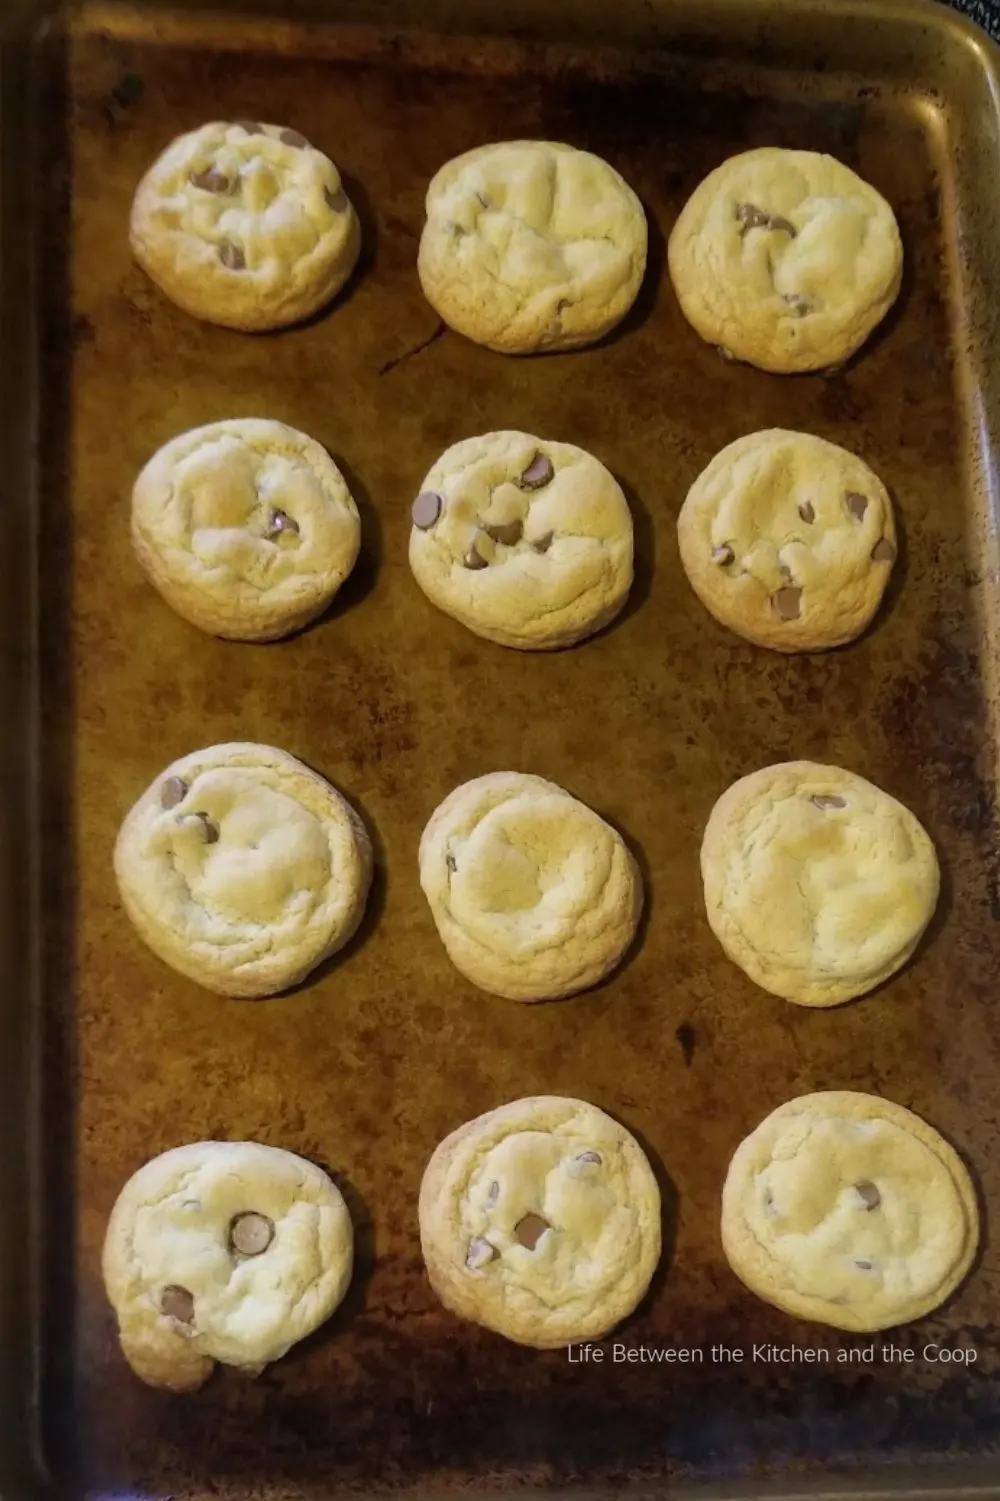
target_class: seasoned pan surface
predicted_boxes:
[20,0,1000,1494]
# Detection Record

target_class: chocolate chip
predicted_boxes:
[811,794,847,810]
[519,452,554,490]
[324,186,349,213]
[487,1180,499,1204]
[445,852,457,872]
[846,491,868,521]
[769,215,797,236]
[466,1237,496,1269]
[781,292,811,316]
[160,775,187,810]
[161,1285,194,1322]
[798,501,815,524]
[575,1151,602,1165]
[871,538,895,562]
[235,120,264,134]
[485,519,523,546]
[514,1213,549,1250]
[280,128,310,148]
[194,812,220,844]
[736,202,771,232]
[411,491,442,529]
[772,586,802,620]
[463,546,488,571]
[533,531,554,553]
[190,167,231,193]
[854,1259,874,1271]
[712,544,735,565]
[855,1181,880,1210]
[266,507,299,539]
[218,240,245,271]
[229,1211,275,1257]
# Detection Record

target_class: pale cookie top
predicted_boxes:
[418,141,648,352]
[419,1096,661,1348]
[419,772,642,1002]
[132,419,361,641]
[701,762,939,1007]
[114,743,371,997]
[409,431,633,650]
[678,429,896,652]
[102,1141,354,1390]
[130,121,359,328]
[668,148,902,372]
[721,1092,979,1332]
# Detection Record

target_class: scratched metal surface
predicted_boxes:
[6,0,1000,1496]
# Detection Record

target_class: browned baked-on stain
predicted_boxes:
[22,1,1000,1498]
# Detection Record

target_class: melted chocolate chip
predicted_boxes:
[487,1180,499,1204]
[218,240,246,271]
[279,128,310,148]
[189,167,231,194]
[854,1259,874,1271]
[485,519,523,546]
[736,202,796,236]
[194,812,220,844]
[575,1151,602,1165]
[798,501,815,524]
[412,492,442,529]
[324,185,349,213]
[871,538,895,562]
[463,546,488,571]
[466,1237,496,1269]
[229,1211,275,1256]
[266,508,299,539]
[713,544,735,565]
[519,452,554,490]
[235,120,264,134]
[514,1213,549,1250]
[812,794,847,810]
[161,1285,194,1322]
[772,586,802,620]
[160,775,187,810]
[781,292,812,316]
[532,531,554,553]
[855,1181,880,1211]
[846,492,868,521]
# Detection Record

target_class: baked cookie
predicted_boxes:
[114,742,372,997]
[701,762,939,1007]
[721,1092,979,1332]
[409,431,633,650]
[132,419,361,641]
[418,141,647,353]
[102,1140,354,1390]
[677,429,896,652]
[130,120,361,330]
[668,148,902,372]
[419,1096,661,1347]
[419,772,642,1001]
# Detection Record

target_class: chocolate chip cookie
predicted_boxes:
[102,1140,354,1389]
[722,1092,979,1331]
[419,1096,662,1347]
[418,140,647,353]
[678,429,897,651]
[131,418,361,641]
[419,772,643,1001]
[131,120,360,330]
[701,761,939,1006]
[409,431,634,649]
[114,742,372,997]
[668,148,902,372]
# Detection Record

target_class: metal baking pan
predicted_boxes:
[4,0,1000,1494]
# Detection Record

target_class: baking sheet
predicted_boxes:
[5,0,1000,1494]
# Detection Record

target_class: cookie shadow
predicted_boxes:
[320,452,383,624]
[606,1115,680,1319]
[589,805,653,989]
[612,474,654,628]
